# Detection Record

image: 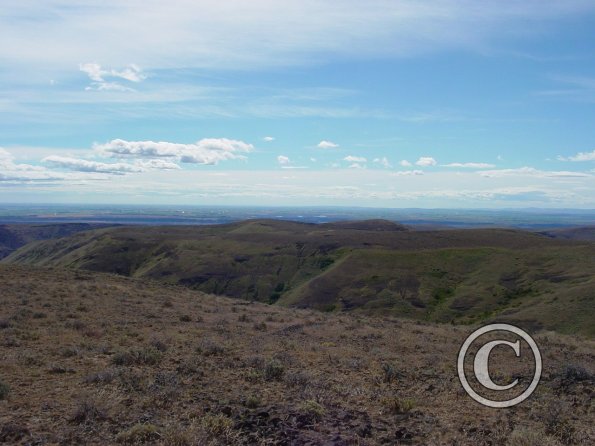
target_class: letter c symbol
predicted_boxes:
[474,340,520,391]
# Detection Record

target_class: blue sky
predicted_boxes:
[1,0,595,207]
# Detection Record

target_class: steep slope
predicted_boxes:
[0,264,593,445]
[280,246,595,335]
[0,223,112,259]
[4,219,594,335]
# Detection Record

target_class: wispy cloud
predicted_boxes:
[397,110,464,123]
[3,1,592,73]
[535,75,595,102]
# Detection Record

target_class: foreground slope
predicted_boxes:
[0,265,593,445]
[4,220,594,336]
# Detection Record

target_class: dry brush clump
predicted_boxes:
[0,379,9,400]
[111,346,163,366]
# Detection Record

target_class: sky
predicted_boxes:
[1,0,595,208]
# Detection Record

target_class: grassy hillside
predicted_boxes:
[4,219,594,336]
[280,246,595,336]
[0,264,593,445]
[0,223,112,259]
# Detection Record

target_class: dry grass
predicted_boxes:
[0,264,593,445]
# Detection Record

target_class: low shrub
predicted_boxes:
[201,414,234,439]
[381,396,415,414]
[197,339,224,356]
[299,400,325,421]
[111,347,162,366]
[263,359,284,381]
[70,399,108,424]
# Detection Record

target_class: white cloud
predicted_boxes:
[0,147,45,172]
[399,160,412,167]
[263,136,275,142]
[136,159,181,170]
[443,162,495,168]
[0,147,109,183]
[373,157,391,168]
[95,138,253,165]
[415,156,437,167]
[0,148,11,164]
[557,150,595,162]
[479,167,591,178]
[318,140,339,149]
[80,62,146,91]
[79,63,105,83]
[392,170,424,176]
[43,155,144,174]
[277,155,290,165]
[348,163,365,169]
[310,157,317,162]
[80,63,146,82]
[344,155,367,163]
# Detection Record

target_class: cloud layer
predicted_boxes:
[3,1,593,74]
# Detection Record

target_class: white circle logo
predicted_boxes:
[457,323,542,408]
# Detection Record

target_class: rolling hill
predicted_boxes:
[4,219,595,336]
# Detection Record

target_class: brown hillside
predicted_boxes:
[0,264,593,445]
